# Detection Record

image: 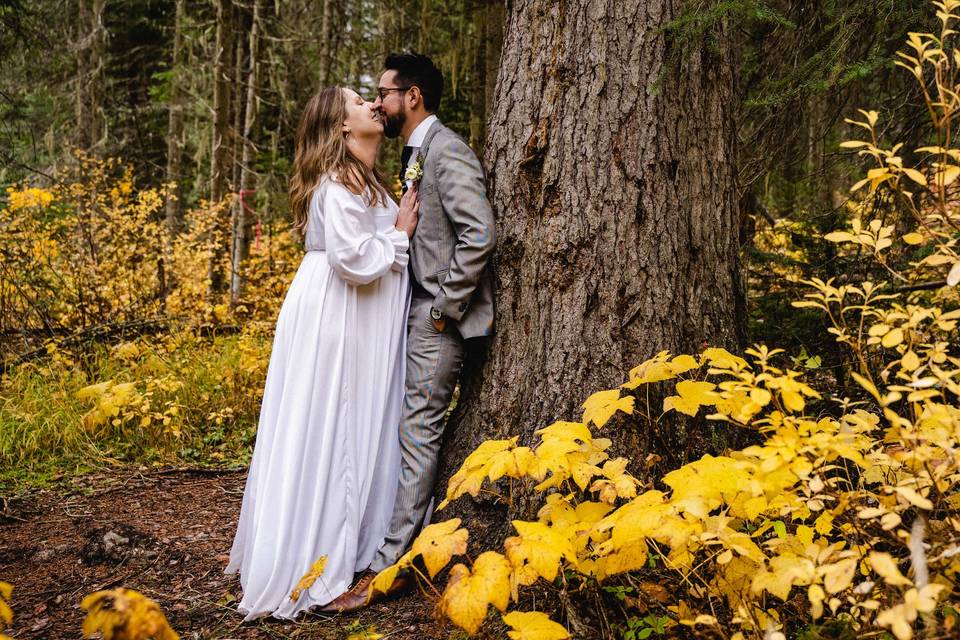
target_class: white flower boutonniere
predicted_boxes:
[404,152,424,186]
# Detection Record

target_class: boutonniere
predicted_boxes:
[404,152,424,185]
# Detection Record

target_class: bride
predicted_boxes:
[225,85,419,620]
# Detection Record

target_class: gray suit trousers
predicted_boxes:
[371,294,464,571]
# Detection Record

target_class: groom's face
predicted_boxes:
[374,70,407,140]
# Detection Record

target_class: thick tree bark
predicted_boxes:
[164,0,186,234]
[230,0,262,306]
[439,0,745,545]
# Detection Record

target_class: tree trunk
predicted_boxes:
[165,0,187,234]
[469,0,504,153]
[439,0,745,546]
[231,0,262,306]
[75,0,106,150]
[318,0,336,86]
[208,0,235,298]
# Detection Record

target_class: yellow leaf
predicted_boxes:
[369,563,401,597]
[622,352,703,389]
[81,588,179,640]
[623,351,675,388]
[663,380,718,417]
[581,390,635,427]
[851,372,883,403]
[822,558,857,594]
[601,540,649,575]
[882,327,904,348]
[901,350,920,371]
[937,165,960,187]
[487,447,534,482]
[290,555,328,602]
[809,583,825,620]
[369,550,413,596]
[443,439,523,506]
[869,552,912,586]
[814,513,833,535]
[0,582,10,629]
[440,552,511,635]
[701,347,748,370]
[824,231,856,243]
[535,421,593,444]
[502,611,570,640]
[669,354,700,373]
[903,232,924,245]
[410,519,468,578]
[751,553,816,601]
[76,380,113,400]
[948,262,960,287]
[504,521,574,584]
[900,167,926,185]
[894,486,934,510]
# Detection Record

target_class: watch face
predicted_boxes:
[431,308,442,320]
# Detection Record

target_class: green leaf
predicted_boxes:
[773,520,787,538]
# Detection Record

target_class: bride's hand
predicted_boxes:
[396,184,420,238]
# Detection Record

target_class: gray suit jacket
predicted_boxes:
[411,121,495,339]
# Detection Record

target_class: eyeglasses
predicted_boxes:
[376,86,411,100]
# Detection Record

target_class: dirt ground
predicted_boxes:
[0,467,452,639]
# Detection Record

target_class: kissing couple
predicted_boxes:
[224,52,496,620]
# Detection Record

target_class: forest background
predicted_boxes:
[2,0,960,639]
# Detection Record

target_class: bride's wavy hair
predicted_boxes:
[289,86,388,233]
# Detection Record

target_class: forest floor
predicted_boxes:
[0,467,455,639]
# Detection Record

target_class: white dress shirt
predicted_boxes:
[405,114,438,149]
[403,114,439,186]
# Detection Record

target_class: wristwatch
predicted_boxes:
[430,307,443,321]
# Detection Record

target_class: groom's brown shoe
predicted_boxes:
[318,569,376,614]
[318,568,413,614]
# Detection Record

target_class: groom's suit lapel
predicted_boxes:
[418,119,444,166]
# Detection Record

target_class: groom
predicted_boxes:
[324,52,496,612]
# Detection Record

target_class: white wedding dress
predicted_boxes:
[225,177,409,620]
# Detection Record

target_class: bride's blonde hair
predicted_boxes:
[289,86,388,233]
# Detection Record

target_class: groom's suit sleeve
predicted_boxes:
[433,136,496,322]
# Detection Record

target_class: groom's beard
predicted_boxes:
[383,104,406,139]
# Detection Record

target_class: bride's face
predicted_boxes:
[341,88,383,140]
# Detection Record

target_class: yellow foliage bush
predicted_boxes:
[0,325,272,486]
[0,152,291,481]
[0,151,300,343]
[370,3,960,638]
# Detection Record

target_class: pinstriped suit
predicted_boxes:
[371,120,496,571]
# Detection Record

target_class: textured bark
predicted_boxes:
[209,0,234,204]
[74,0,106,149]
[164,0,186,234]
[318,0,337,86]
[208,0,235,298]
[469,0,504,153]
[439,0,745,545]
[230,0,262,306]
